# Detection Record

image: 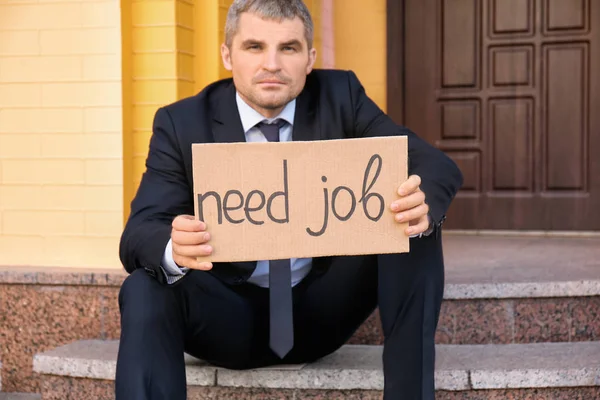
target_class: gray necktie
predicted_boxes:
[256,119,293,359]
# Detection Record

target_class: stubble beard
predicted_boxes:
[242,85,297,112]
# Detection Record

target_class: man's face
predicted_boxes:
[221,12,317,117]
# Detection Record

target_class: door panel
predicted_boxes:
[389,0,600,230]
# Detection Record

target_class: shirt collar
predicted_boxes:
[235,92,296,133]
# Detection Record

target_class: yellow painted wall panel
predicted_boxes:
[0,109,83,133]
[193,0,220,93]
[334,0,386,111]
[84,186,123,211]
[177,52,194,82]
[43,236,120,268]
[85,211,123,236]
[83,55,122,81]
[176,0,194,29]
[132,26,177,52]
[132,0,175,26]
[0,3,82,30]
[84,107,122,133]
[0,185,43,210]
[0,236,46,266]
[41,82,122,107]
[132,133,151,157]
[1,159,86,185]
[0,134,41,158]
[133,53,177,78]
[176,27,194,54]
[132,155,150,178]
[218,7,228,41]
[40,134,84,158]
[81,1,119,28]
[3,210,85,236]
[132,80,178,104]
[177,80,195,98]
[0,56,82,83]
[41,186,86,211]
[0,0,124,268]
[0,31,40,55]
[0,84,41,107]
[84,133,123,158]
[85,159,123,185]
[132,105,159,131]
[40,28,120,55]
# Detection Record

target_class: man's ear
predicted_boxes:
[221,43,233,71]
[306,47,317,74]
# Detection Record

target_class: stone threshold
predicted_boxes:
[33,340,600,392]
[2,266,599,300]
[3,235,600,299]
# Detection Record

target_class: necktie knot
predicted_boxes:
[256,119,286,142]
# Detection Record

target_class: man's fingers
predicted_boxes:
[395,203,429,223]
[405,214,430,236]
[172,215,206,232]
[172,230,210,246]
[397,175,421,196]
[172,253,213,271]
[172,242,213,258]
[390,190,426,213]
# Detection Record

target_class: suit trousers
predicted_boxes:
[115,232,444,400]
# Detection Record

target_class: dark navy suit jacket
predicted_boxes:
[119,69,464,284]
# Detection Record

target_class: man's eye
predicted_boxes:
[282,46,296,52]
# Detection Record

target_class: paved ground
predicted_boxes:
[443,234,600,284]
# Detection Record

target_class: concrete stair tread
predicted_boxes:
[33,340,600,391]
[442,235,600,299]
[2,236,600,300]
[0,394,41,400]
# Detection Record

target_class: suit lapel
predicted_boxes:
[292,81,321,142]
[210,81,247,144]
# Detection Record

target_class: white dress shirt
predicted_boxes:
[160,93,312,286]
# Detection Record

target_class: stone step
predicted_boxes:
[0,394,41,400]
[351,235,600,346]
[2,235,599,394]
[33,339,600,399]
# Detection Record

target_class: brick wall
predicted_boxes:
[0,0,385,269]
[0,0,123,268]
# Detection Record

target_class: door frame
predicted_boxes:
[386,0,407,126]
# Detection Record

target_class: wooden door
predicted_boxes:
[388,0,600,230]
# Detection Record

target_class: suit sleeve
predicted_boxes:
[119,107,194,281]
[347,70,463,229]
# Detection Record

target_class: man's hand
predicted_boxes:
[390,175,431,236]
[171,215,213,270]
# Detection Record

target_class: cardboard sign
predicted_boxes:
[192,136,409,262]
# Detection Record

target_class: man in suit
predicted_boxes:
[116,0,463,399]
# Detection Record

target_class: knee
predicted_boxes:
[119,268,180,329]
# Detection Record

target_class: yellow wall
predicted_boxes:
[334,0,387,111]
[0,0,387,270]
[121,0,195,202]
[0,0,123,268]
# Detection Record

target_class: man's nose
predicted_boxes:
[262,50,281,71]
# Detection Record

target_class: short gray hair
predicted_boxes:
[225,0,314,49]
